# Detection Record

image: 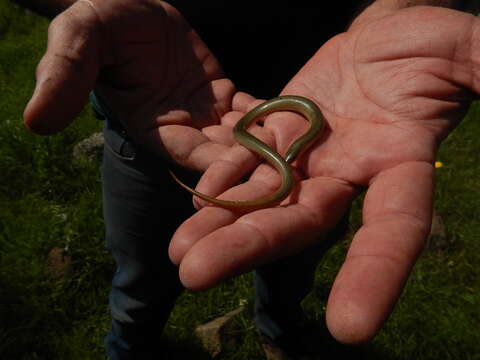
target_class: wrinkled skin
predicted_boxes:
[169,7,480,343]
[24,0,236,170]
[24,0,479,344]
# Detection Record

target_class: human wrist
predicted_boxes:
[349,0,466,30]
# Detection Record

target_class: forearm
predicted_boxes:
[11,0,76,18]
[349,0,466,29]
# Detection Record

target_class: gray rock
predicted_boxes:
[426,209,448,251]
[72,132,104,162]
[194,306,245,357]
[45,247,72,281]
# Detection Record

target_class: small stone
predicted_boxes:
[45,247,72,280]
[426,210,448,251]
[194,306,245,357]
[72,132,104,162]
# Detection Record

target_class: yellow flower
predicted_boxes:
[435,161,443,168]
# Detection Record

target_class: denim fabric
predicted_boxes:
[100,107,195,359]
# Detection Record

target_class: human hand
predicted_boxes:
[24,0,236,170]
[169,7,479,343]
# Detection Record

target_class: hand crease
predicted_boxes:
[366,210,431,237]
[288,203,323,229]
[185,139,213,163]
[345,252,406,267]
[236,219,273,252]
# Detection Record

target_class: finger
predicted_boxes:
[169,162,287,263]
[201,124,236,146]
[148,107,268,171]
[24,0,102,134]
[194,99,329,208]
[192,124,276,207]
[202,108,248,146]
[231,91,261,112]
[264,109,320,167]
[217,110,246,129]
[152,124,231,171]
[171,176,356,290]
[326,161,434,344]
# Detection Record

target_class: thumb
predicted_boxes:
[24,0,103,135]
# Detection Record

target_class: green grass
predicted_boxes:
[1,3,479,359]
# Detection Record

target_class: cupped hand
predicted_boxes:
[24,0,236,170]
[170,7,480,343]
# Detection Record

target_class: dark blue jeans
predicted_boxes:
[97,95,348,359]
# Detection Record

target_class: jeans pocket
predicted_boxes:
[103,122,137,161]
[90,90,136,161]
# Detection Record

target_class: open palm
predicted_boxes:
[24,0,235,170]
[170,7,479,343]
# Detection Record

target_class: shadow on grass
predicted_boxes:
[298,317,394,360]
[0,280,58,359]
[160,333,214,360]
